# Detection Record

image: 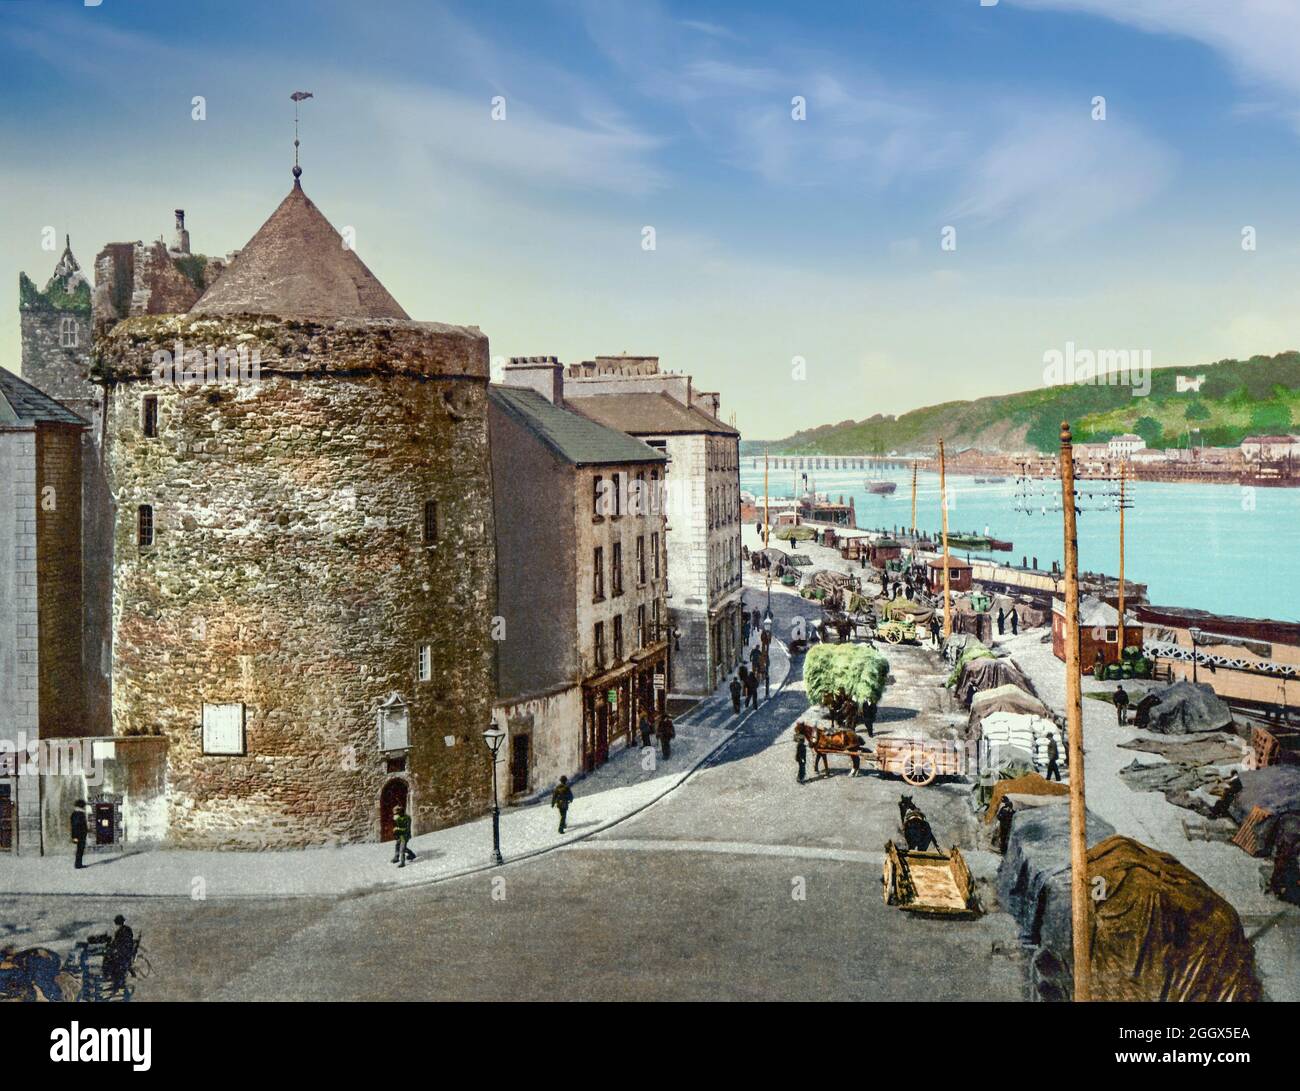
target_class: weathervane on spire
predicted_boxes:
[291,91,314,185]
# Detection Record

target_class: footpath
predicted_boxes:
[2,629,791,902]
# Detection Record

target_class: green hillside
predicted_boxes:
[742,352,1300,455]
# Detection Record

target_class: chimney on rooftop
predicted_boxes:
[173,209,191,255]
[501,355,564,405]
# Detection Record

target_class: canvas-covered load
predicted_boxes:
[1143,680,1233,735]
[1229,765,1300,849]
[966,684,1054,739]
[984,772,1068,821]
[978,711,1061,770]
[999,814,1263,1002]
[1066,838,1260,1002]
[955,656,1038,708]
[997,805,1114,948]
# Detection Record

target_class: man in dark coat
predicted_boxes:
[729,675,743,715]
[70,800,88,870]
[1044,732,1061,781]
[795,735,807,784]
[744,669,759,710]
[551,776,574,833]
[750,645,762,673]
[928,615,942,648]
[996,607,1006,635]
[105,915,134,994]
[656,715,675,760]
[1114,684,1130,725]
[638,712,653,748]
[1010,609,1019,635]
[996,798,1015,855]
[391,805,416,866]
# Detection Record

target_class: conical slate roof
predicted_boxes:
[190,182,409,320]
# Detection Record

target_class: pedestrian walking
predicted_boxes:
[996,608,1006,635]
[656,714,675,759]
[1010,609,1019,635]
[551,775,574,833]
[1044,731,1061,781]
[795,735,807,783]
[750,645,761,673]
[391,805,416,866]
[1114,684,1130,725]
[70,800,88,870]
[928,614,942,648]
[729,674,742,715]
[996,798,1015,855]
[639,712,653,748]
[862,701,878,739]
[745,670,759,710]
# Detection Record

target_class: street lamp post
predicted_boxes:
[762,615,773,699]
[482,723,506,866]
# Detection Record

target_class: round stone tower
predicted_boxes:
[94,179,497,848]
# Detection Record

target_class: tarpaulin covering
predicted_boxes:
[999,818,1262,1001]
[984,773,1068,823]
[955,657,1038,708]
[1229,765,1300,849]
[966,684,1054,738]
[1144,680,1233,735]
[1079,837,1261,1002]
[996,805,1113,946]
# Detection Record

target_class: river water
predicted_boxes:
[740,464,1300,622]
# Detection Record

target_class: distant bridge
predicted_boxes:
[749,455,914,471]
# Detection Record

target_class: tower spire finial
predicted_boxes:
[290,91,314,186]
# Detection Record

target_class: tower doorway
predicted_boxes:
[379,779,409,842]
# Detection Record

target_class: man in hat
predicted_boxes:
[104,914,135,994]
[1044,731,1061,782]
[70,800,88,870]
[729,674,743,715]
[551,776,574,833]
[795,733,807,784]
[1113,684,1130,725]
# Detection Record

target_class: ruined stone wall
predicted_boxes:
[20,312,95,412]
[96,314,496,848]
[35,424,86,738]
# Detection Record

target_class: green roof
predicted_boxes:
[489,386,666,467]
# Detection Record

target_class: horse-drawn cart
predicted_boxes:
[797,725,966,786]
[882,841,980,916]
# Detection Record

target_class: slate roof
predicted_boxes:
[565,391,739,437]
[489,386,665,467]
[190,182,409,320]
[0,367,88,427]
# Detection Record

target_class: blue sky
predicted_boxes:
[4,0,1300,437]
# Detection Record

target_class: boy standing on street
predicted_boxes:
[391,805,416,867]
[551,776,574,833]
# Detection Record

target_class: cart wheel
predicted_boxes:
[882,860,896,905]
[901,752,937,787]
[884,627,902,644]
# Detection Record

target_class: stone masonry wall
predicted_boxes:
[97,314,496,848]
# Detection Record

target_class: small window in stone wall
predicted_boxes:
[202,702,246,755]
[417,643,432,682]
[142,395,159,438]
[137,505,154,547]
[59,317,78,349]
[423,499,438,545]
[378,694,410,752]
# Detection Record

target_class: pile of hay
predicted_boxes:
[774,525,815,541]
[804,643,890,706]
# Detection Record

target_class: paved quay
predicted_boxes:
[1,634,791,902]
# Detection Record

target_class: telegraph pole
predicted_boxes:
[939,440,951,637]
[764,452,772,620]
[1059,422,1092,1002]
[910,459,918,560]
[1117,460,1127,651]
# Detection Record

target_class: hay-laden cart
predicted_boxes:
[882,841,980,916]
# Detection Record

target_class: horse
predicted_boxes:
[898,794,939,852]
[0,946,70,1002]
[795,721,867,776]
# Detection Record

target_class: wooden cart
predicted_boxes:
[882,841,980,916]
[807,736,966,786]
